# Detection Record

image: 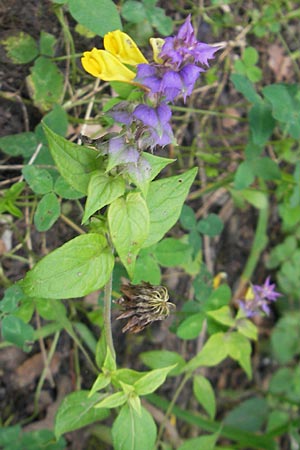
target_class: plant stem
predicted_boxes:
[103,272,116,361]
[156,372,191,447]
[234,188,269,300]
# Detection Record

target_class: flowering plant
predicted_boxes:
[1,10,285,450]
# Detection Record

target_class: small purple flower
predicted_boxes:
[108,136,139,170]
[108,102,134,126]
[136,64,162,94]
[238,277,281,318]
[133,103,174,148]
[159,15,220,67]
[160,71,183,101]
[135,16,220,103]
[252,276,281,303]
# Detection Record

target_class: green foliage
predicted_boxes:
[143,168,198,247]
[251,4,281,37]
[1,32,38,63]
[27,57,64,111]
[269,365,300,404]
[178,433,218,450]
[55,391,109,438]
[34,192,61,231]
[0,426,66,450]
[1,315,34,351]
[22,234,114,298]
[108,193,149,277]
[271,313,300,363]
[112,404,156,450]
[43,123,102,194]
[1,3,299,449]
[263,84,300,139]
[83,173,125,223]
[0,182,25,218]
[140,350,186,376]
[224,397,269,432]
[234,47,262,83]
[68,0,122,36]
[193,374,216,419]
[121,0,173,36]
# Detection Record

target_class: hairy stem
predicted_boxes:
[103,271,116,361]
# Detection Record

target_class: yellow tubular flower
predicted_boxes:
[150,37,165,63]
[104,30,148,66]
[81,48,136,82]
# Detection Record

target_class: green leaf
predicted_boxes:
[35,298,67,321]
[266,410,289,432]
[121,1,146,23]
[249,102,275,145]
[250,157,281,181]
[143,167,197,247]
[23,430,66,449]
[34,192,61,231]
[176,312,206,340]
[39,31,56,57]
[185,333,228,372]
[225,332,252,378]
[146,7,173,35]
[230,73,261,103]
[193,273,213,303]
[43,123,102,194]
[95,391,127,409]
[178,434,218,450]
[39,104,69,138]
[240,189,268,209]
[83,173,125,223]
[271,313,300,363]
[103,346,117,372]
[224,397,268,432]
[27,56,64,111]
[234,59,246,75]
[108,193,149,277]
[247,66,262,83]
[68,0,122,36]
[197,214,224,237]
[22,165,53,194]
[140,350,186,376]
[0,285,25,313]
[1,315,34,351]
[0,181,26,219]
[0,132,38,158]
[153,238,191,267]
[1,32,38,64]
[237,318,258,340]
[207,306,235,327]
[22,233,114,299]
[143,152,175,181]
[89,373,111,397]
[180,204,197,230]
[134,365,176,395]
[263,84,300,138]
[112,369,144,387]
[132,250,161,284]
[204,284,232,311]
[193,375,216,419]
[112,404,156,450]
[55,390,109,438]
[243,47,259,66]
[54,176,84,200]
